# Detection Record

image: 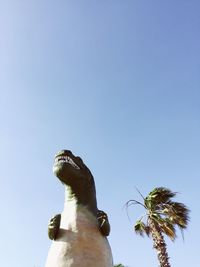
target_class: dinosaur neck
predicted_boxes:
[64,185,98,216]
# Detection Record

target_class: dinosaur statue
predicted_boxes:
[45,150,113,267]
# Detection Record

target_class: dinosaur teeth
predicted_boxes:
[55,156,80,169]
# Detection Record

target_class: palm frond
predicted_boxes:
[134,220,150,237]
[125,199,145,208]
[160,219,176,240]
[171,202,190,227]
[148,212,176,240]
[124,199,146,224]
[162,201,190,229]
[145,187,177,209]
[135,186,145,201]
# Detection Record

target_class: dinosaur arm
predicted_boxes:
[48,214,61,240]
[97,210,110,236]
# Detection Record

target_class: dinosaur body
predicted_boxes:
[45,150,113,267]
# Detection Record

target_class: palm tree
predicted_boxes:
[127,187,190,267]
[114,264,125,267]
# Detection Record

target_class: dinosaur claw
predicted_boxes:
[97,210,110,236]
[48,214,61,240]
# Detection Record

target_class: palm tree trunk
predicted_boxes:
[149,218,171,267]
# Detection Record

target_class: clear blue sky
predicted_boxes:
[0,1,199,266]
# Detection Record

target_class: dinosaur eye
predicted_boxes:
[76,156,83,163]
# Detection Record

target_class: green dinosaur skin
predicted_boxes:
[48,150,111,240]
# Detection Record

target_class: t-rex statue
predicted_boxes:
[45,150,113,267]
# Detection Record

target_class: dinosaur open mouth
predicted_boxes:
[55,155,80,170]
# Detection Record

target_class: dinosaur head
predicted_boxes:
[53,150,97,213]
[53,150,89,182]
